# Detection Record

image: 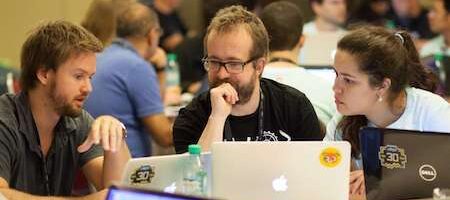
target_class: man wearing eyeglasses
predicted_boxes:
[173,5,323,153]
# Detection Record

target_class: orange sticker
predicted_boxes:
[320,147,342,168]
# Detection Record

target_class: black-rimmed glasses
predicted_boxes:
[202,57,256,74]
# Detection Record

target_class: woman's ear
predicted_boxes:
[377,77,392,96]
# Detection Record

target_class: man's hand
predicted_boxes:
[78,116,126,153]
[209,83,239,119]
[350,170,366,195]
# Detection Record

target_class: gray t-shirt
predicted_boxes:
[0,93,103,196]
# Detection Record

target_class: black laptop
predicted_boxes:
[359,127,450,200]
[106,185,216,200]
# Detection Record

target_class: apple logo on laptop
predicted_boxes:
[272,175,288,192]
[164,182,177,193]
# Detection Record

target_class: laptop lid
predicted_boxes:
[121,153,212,195]
[211,141,351,200]
[106,185,215,200]
[360,127,450,200]
[304,66,336,84]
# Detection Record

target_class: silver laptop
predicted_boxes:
[121,153,212,195]
[211,141,351,200]
[299,33,344,67]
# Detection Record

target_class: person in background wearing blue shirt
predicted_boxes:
[324,26,450,198]
[85,2,173,157]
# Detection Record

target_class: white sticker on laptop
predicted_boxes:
[319,147,342,168]
[378,145,407,169]
[130,165,155,185]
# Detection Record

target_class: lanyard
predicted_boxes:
[223,88,264,141]
[268,57,298,66]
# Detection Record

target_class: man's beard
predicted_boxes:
[49,81,83,118]
[209,72,257,105]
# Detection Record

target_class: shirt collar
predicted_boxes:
[111,38,139,55]
[15,92,77,153]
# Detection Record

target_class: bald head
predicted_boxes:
[116,2,158,38]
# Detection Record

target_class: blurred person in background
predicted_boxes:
[388,0,436,49]
[85,2,173,158]
[348,0,390,27]
[152,0,187,52]
[260,1,336,130]
[303,0,347,35]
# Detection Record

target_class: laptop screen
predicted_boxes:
[359,127,450,200]
[304,67,336,84]
[106,185,212,200]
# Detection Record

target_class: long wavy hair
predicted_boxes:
[336,26,438,156]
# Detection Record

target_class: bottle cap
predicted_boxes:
[188,144,201,155]
[168,53,177,61]
[435,53,444,61]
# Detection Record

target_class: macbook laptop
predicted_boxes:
[299,33,344,67]
[360,127,450,200]
[211,141,351,200]
[106,185,215,200]
[121,153,212,195]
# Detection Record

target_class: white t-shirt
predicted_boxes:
[302,21,346,36]
[420,35,450,58]
[324,87,450,167]
[263,65,336,124]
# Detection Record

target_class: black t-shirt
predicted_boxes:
[154,9,187,51]
[0,93,103,196]
[173,78,323,154]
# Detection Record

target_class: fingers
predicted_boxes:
[213,83,239,104]
[78,116,126,153]
[349,170,365,195]
[101,119,111,151]
[77,120,101,153]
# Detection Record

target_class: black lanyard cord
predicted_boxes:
[223,88,264,141]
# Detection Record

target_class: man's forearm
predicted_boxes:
[0,188,107,200]
[103,142,131,188]
[197,115,227,152]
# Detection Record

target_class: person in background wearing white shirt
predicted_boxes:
[324,26,450,199]
[303,0,347,35]
[260,1,336,129]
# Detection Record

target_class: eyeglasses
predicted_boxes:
[202,57,256,74]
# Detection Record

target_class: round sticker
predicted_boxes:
[320,147,342,168]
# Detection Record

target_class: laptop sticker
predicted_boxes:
[319,147,342,168]
[378,145,407,169]
[130,164,155,185]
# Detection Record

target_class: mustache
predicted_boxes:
[210,78,237,89]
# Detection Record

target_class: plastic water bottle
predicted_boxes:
[166,53,180,88]
[435,53,447,83]
[182,144,207,196]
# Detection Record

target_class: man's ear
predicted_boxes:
[36,67,52,86]
[255,57,266,76]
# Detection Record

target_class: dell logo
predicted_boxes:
[419,164,437,182]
